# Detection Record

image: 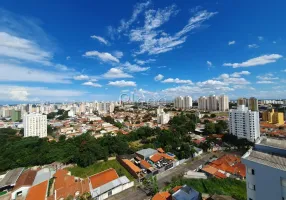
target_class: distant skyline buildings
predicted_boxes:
[174,96,193,109]
[198,95,229,111]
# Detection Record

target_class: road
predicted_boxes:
[108,152,223,200]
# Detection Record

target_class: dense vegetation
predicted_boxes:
[204,120,228,135]
[47,109,69,120]
[166,177,246,200]
[0,112,242,172]
[68,159,134,180]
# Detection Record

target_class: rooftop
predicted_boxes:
[258,137,286,150]
[152,191,171,200]
[172,185,200,200]
[122,159,141,173]
[89,168,119,189]
[13,170,37,191]
[136,148,157,158]
[0,167,24,188]
[26,180,48,200]
[243,149,286,171]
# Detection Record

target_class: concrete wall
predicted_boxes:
[242,159,286,200]
[96,181,134,200]
[11,186,30,200]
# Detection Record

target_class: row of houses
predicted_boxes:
[0,167,133,200]
[117,148,176,181]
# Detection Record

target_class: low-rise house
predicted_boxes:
[0,167,24,192]
[136,148,158,160]
[11,170,37,200]
[88,168,134,200]
[26,180,49,200]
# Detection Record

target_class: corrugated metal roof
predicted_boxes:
[244,150,286,171]
[136,148,157,158]
[0,167,24,188]
[92,176,130,197]
[33,168,54,186]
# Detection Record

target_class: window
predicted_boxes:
[108,190,112,197]
[248,183,255,190]
[248,167,255,175]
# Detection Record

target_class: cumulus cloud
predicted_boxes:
[230,71,251,77]
[82,81,102,87]
[154,74,164,81]
[102,68,133,79]
[73,75,89,80]
[248,44,259,48]
[91,35,109,45]
[83,51,119,63]
[257,81,274,84]
[108,80,136,87]
[256,73,279,81]
[228,41,235,45]
[162,78,193,84]
[135,58,156,65]
[121,62,149,72]
[223,54,283,68]
[113,51,124,58]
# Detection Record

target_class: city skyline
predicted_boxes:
[0,0,286,104]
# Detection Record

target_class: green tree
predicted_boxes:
[204,123,216,134]
[210,113,216,118]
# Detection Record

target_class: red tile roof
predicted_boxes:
[140,160,152,169]
[89,168,119,189]
[13,170,37,191]
[123,159,141,173]
[150,153,163,163]
[152,191,171,200]
[26,180,48,200]
[202,165,218,175]
[214,171,227,179]
[157,148,165,153]
[172,185,182,192]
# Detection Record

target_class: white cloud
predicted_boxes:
[121,62,149,72]
[282,69,286,72]
[256,73,279,81]
[117,1,151,33]
[135,58,156,65]
[248,44,259,48]
[91,35,109,45]
[0,32,52,65]
[113,51,123,58]
[258,36,264,41]
[82,81,102,87]
[130,9,217,55]
[73,75,89,80]
[55,64,69,71]
[0,85,86,102]
[230,71,251,77]
[154,74,164,81]
[228,41,235,45]
[102,68,133,79]
[207,61,212,67]
[108,80,136,87]
[162,78,193,85]
[257,81,274,84]
[223,54,283,68]
[83,51,119,63]
[197,80,228,87]
[0,63,72,83]
[66,56,70,60]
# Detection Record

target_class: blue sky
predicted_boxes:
[0,0,285,104]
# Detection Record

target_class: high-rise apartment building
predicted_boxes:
[23,113,47,138]
[249,97,258,111]
[184,96,193,109]
[157,106,170,124]
[174,96,192,109]
[207,95,218,111]
[218,95,229,111]
[237,98,249,107]
[229,105,260,142]
[11,110,21,122]
[262,109,284,125]
[242,137,286,200]
[198,96,207,111]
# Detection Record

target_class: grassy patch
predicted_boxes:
[68,159,134,181]
[165,178,246,200]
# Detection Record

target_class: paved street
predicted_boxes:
[108,152,224,200]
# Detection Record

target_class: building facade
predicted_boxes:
[229,105,260,142]
[174,96,192,109]
[262,109,285,125]
[207,95,218,111]
[23,113,47,138]
[242,137,286,200]
[198,96,207,111]
[218,95,229,111]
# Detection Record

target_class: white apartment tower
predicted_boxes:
[184,96,193,109]
[23,113,47,138]
[207,95,218,111]
[218,95,229,111]
[157,106,170,124]
[174,96,192,109]
[242,137,286,200]
[198,96,208,111]
[229,105,260,142]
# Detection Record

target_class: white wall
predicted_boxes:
[11,186,30,200]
